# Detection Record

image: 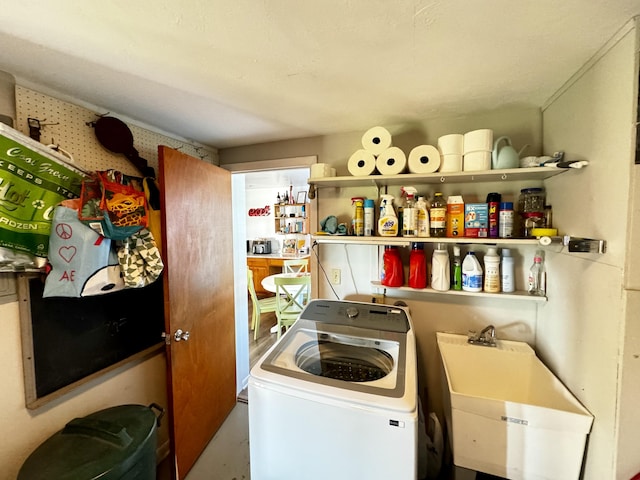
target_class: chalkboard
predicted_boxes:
[18,274,164,407]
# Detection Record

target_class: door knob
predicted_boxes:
[174,329,190,342]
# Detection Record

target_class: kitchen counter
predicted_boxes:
[247,254,310,296]
[246,253,310,260]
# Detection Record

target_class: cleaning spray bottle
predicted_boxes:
[351,197,364,236]
[378,194,398,236]
[401,187,418,237]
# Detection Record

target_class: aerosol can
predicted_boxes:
[351,197,364,236]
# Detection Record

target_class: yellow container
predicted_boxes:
[446,196,464,238]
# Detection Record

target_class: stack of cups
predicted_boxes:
[437,134,464,172]
[463,129,493,171]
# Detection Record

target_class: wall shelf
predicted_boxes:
[370,281,547,303]
[312,235,543,247]
[307,166,568,196]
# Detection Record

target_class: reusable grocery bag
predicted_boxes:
[116,228,163,288]
[0,124,84,258]
[43,205,125,298]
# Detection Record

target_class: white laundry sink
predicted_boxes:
[436,332,593,480]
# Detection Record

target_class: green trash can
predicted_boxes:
[18,403,164,480]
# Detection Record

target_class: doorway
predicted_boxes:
[226,157,316,394]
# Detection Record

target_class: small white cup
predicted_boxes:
[463,129,493,154]
[437,134,464,156]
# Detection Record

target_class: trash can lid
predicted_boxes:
[18,404,158,480]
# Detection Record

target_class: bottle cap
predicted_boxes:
[364,199,375,207]
[500,202,513,209]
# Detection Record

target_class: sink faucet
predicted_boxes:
[468,325,497,347]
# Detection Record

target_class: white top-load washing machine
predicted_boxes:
[249,299,418,480]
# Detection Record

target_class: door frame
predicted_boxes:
[223,156,317,392]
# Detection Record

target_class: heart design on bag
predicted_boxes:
[59,246,77,263]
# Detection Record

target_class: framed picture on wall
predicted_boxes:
[296,192,307,204]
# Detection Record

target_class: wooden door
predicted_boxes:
[159,146,236,478]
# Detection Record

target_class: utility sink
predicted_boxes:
[436,332,593,480]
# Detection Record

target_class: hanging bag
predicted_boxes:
[97,170,148,240]
[43,203,125,298]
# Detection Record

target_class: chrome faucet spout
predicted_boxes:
[468,324,497,347]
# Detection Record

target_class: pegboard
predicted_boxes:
[15,85,218,176]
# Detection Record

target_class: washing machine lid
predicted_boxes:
[258,300,411,398]
[299,299,410,333]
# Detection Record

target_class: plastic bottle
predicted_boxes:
[364,199,375,236]
[483,246,501,293]
[378,195,399,237]
[501,248,515,293]
[499,202,514,238]
[416,196,430,237]
[452,245,462,290]
[401,187,418,237]
[351,197,364,236]
[408,242,427,288]
[431,243,450,291]
[487,192,501,239]
[462,251,483,292]
[381,246,404,287]
[527,250,546,296]
[430,192,447,237]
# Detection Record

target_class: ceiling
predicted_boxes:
[0,2,638,150]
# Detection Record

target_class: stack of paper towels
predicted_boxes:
[348,126,442,176]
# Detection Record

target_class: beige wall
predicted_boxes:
[542,20,638,479]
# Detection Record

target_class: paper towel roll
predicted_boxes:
[362,126,392,155]
[408,145,441,174]
[376,147,407,175]
[348,149,377,176]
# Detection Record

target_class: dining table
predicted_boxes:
[260,271,311,293]
[261,272,311,334]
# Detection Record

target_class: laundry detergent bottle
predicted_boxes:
[382,245,404,287]
[431,243,450,291]
[408,242,427,288]
[378,194,399,236]
[462,250,483,292]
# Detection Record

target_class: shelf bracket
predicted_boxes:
[562,236,606,254]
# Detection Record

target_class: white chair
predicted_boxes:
[274,274,311,339]
[247,268,277,341]
[283,258,309,274]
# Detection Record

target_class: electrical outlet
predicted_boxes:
[331,268,341,285]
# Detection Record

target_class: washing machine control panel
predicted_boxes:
[300,300,410,333]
